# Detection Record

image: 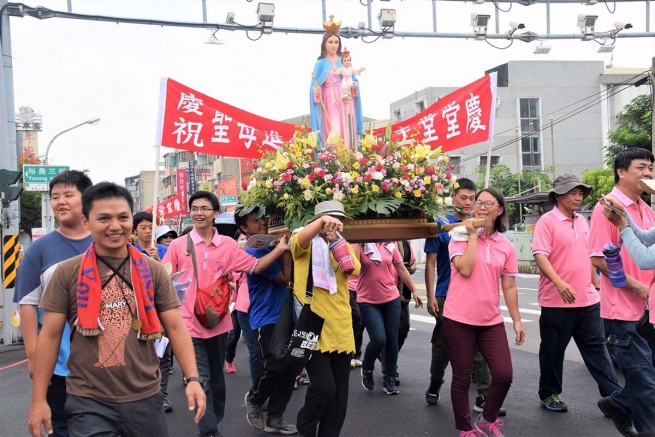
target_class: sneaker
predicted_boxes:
[353,359,363,367]
[264,415,298,435]
[425,385,441,406]
[245,392,264,431]
[383,377,399,395]
[474,415,505,437]
[460,431,485,437]
[362,369,374,391]
[474,394,507,417]
[163,398,173,413]
[225,362,236,373]
[597,396,638,437]
[350,359,356,370]
[540,394,568,412]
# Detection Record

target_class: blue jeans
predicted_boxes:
[604,319,655,435]
[360,297,400,379]
[192,334,227,437]
[237,310,263,386]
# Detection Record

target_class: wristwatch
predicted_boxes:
[186,376,204,388]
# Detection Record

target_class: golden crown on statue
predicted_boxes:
[323,15,342,34]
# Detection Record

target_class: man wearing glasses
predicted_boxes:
[163,191,289,437]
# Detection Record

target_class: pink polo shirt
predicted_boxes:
[356,242,403,305]
[162,228,257,338]
[444,232,518,326]
[234,272,250,313]
[532,207,599,308]
[589,187,655,322]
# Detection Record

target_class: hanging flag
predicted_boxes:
[143,192,184,219]
[374,73,497,152]
[156,78,297,158]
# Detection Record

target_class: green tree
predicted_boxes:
[604,94,652,165]
[473,164,553,226]
[17,146,44,236]
[581,168,614,205]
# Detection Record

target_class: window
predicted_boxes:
[415,100,427,114]
[479,155,500,167]
[519,98,541,171]
[392,108,404,122]
[449,156,462,174]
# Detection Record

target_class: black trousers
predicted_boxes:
[538,302,621,400]
[249,323,296,417]
[48,374,69,437]
[297,351,351,437]
[349,289,364,359]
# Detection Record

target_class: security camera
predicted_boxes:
[510,21,525,30]
[614,22,633,30]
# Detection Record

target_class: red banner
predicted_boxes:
[156,74,495,158]
[375,73,497,153]
[143,193,184,219]
[156,78,297,158]
[217,176,238,206]
[176,168,188,216]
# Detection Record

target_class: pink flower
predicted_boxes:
[364,174,372,182]
[252,162,259,169]
[445,172,452,180]
[317,169,326,178]
[287,161,294,169]
[308,172,316,181]
[281,173,291,182]
[426,167,435,175]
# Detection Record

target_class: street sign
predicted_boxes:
[31,227,46,240]
[220,195,237,205]
[23,165,70,187]
[23,183,49,192]
[182,218,193,227]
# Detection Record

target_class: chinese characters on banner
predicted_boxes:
[188,160,197,195]
[156,74,496,159]
[143,192,184,219]
[156,78,298,159]
[373,73,497,153]
[217,176,238,207]
[175,168,188,216]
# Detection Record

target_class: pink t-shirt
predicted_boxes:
[347,274,359,292]
[444,232,518,326]
[162,228,257,338]
[588,187,655,322]
[532,207,600,308]
[233,271,250,313]
[356,242,403,305]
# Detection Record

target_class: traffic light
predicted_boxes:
[0,169,22,207]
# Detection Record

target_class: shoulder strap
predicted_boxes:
[187,234,199,286]
[305,250,313,298]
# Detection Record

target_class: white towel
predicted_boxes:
[363,242,396,264]
[311,236,338,294]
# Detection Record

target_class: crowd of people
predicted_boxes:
[12,146,655,437]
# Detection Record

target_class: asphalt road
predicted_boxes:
[0,268,624,437]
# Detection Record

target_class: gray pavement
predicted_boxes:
[0,270,624,436]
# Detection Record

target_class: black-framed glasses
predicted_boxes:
[473,201,500,208]
[190,207,214,213]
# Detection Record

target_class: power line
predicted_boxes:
[462,79,642,163]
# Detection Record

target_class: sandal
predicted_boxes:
[295,375,310,386]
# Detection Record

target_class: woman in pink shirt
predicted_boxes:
[442,188,525,437]
[356,242,423,396]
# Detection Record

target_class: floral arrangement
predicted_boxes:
[238,126,457,231]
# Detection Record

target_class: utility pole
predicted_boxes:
[0,0,20,345]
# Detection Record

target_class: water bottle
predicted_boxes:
[603,243,627,288]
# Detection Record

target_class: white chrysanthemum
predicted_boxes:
[444,197,453,206]
[334,192,344,202]
[372,171,384,180]
[303,190,313,201]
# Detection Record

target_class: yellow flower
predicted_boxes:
[350,171,359,180]
[360,134,377,150]
[423,176,431,185]
[371,185,380,192]
[453,182,460,190]
[395,191,402,198]
[429,146,443,159]
[282,193,289,200]
[273,151,290,171]
[351,187,359,194]
[325,188,333,195]
[303,131,319,148]
[301,177,310,187]
[352,162,361,170]
[265,181,273,189]
[416,145,430,158]
[413,189,422,198]
[265,162,273,170]
[443,155,450,163]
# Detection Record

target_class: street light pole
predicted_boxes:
[42,118,100,232]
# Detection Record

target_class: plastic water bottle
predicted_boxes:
[603,243,627,288]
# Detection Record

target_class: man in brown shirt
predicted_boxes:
[28,182,206,437]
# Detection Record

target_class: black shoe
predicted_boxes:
[383,377,399,395]
[163,398,173,413]
[540,394,568,412]
[474,394,507,416]
[425,385,441,406]
[362,369,374,391]
[597,396,638,437]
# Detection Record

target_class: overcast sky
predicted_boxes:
[9,0,654,184]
